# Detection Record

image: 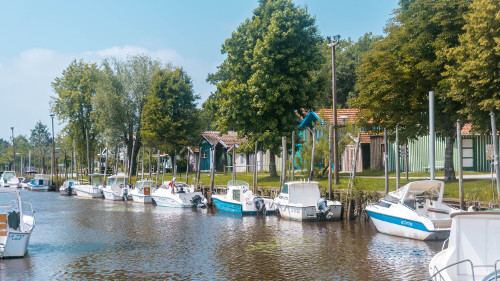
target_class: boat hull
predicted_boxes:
[277,204,318,221]
[103,191,124,201]
[366,210,449,241]
[29,185,50,191]
[213,197,277,215]
[0,231,32,258]
[74,187,103,199]
[131,194,152,204]
[152,195,193,208]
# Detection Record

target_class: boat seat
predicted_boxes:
[0,214,7,237]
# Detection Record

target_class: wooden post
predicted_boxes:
[209,147,215,204]
[405,143,409,181]
[149,148,152,178]
[457,119,464,210]
[232,146,236,182]
[291,131,295,181]
[384,128,389,194]
[253,141,258,193]
[185,150,190,184]
[490,112,500,203]
[85,128,90,181]
[282,136,287,187]
[196,150,202,191]
[328,125,333,200]
[396,125,400,189]
[156,150,160,186]
[309,128,315,181]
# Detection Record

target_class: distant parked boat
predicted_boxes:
[274,181,342,221]
[0,188,35,258]
[129,179,155,204]
[212,180,274,215]
[0,171,20,188]
[428,212,500,281]
[103,175,129,201]
[152,178,206,208]
[28,174,51,191]
[366,180,456,241]
[72,174,105,199]
[59,179,79,196]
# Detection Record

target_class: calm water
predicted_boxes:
[0,191,442,280]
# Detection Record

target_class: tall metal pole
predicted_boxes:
[429,91,436,180]
[11,127,15,173]
[490,112,500,203]
[50,114,55,183]
[328,36,340,185]
[384,128,389,194]
[396,125,400,188]
[457,119,464,210]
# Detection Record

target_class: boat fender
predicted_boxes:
[253,197,266,213]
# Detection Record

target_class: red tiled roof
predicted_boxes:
[202,131,246,148]
[315,109,370,143]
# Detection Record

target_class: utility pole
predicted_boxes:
[328,35,341,184]
[457,119,464,210]
[491,112,500,203]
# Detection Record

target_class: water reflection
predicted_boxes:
[0,191,440,280]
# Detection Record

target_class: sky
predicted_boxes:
[0,0,399,141]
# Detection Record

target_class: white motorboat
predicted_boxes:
[0,188,35,258]
[103,175,129,201]
[274,180,342,221]
[72,174,105,199]
[129,179,155,204]
[1,171,20,188]
[428,212,500,281]
[366,180,456,241]
[28,174,51,191]
[151,178,206,208]
[59,179,79,196]
[212,180,274,215]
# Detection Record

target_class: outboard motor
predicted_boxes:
[122,186,128,201]
[191,195,207,208]
[317,198,333,220]
[253,197,266,214]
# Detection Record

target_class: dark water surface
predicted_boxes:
[0,191,441,280]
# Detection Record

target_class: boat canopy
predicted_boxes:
[286,181,321,206]
[135,180,155,188]
[107,175,128,185]
[227,180,249,189]
[386,180,444,203]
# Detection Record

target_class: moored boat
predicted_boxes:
[212,180,273,215]
[366,180,456,241]
[0,171,20,188]
[28,174,51,191]
[103,175,129,201]
[59,179,79,196]
[428,212,500,281]
[152,178,206,208]
[129,179,155,204]
[72,174,105,199]
[0,188,35,258]
[274,180,342,221]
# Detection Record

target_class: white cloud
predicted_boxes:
[0,46,216,141]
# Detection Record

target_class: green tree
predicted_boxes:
[207,0,323,176]
[51,60,100,172]
[0,139,9,169]
[443,0,500,130]
[29,121,51,161]
[95,55,161,175]
[351,0,469,181]
[141,67,201,169]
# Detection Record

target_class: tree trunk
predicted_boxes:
[444,128,457,181]
[269,151,278,177]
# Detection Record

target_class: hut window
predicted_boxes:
[202,151,207,159]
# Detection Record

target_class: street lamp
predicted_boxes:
[11,127,15,173]
[327,35,341,184]
[50,114,55,183]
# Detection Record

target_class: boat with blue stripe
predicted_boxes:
[212,180,276,215]
[366,180,457,240]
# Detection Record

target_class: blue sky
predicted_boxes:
[0,0,398,141]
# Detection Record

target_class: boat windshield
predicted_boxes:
[136,180,154,188]
[108,177,128,185]
[281,184,289,194]
[405,181,441,201]
[228,180,249,188]
[91,175,105,185]
[3,172,15,181]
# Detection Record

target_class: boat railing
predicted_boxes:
[428,259,475,281]
[441,238,449,251]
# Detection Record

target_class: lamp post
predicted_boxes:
[11,127,15,173]
[50,114,56,183]
[327,35,341,184]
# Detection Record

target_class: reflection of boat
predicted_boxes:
[59,179,79,196]
[366,180,455,241]
[212,180,273,215]
[28,174,51,191]
[129,180,155,204]
[428,212,500,281]
[273,181,342,221]
[0,188,35,258]
[72,174,105,198]
[152,178,206,208]
[1,171,20,188]
[103,175,129,201]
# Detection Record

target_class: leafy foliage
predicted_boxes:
[29,121,51,158]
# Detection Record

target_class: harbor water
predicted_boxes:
[0,191,442,280]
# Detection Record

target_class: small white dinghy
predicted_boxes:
[212,180,275,215]
[129,180,155,204]
[73,174,105,199]
[428,212,500,281]
[103,175,129,201]
[59,179,79,196]
[0,188,35,258]
[151,178,206,208]
[274,180,342,221]
[366,180,456,240]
